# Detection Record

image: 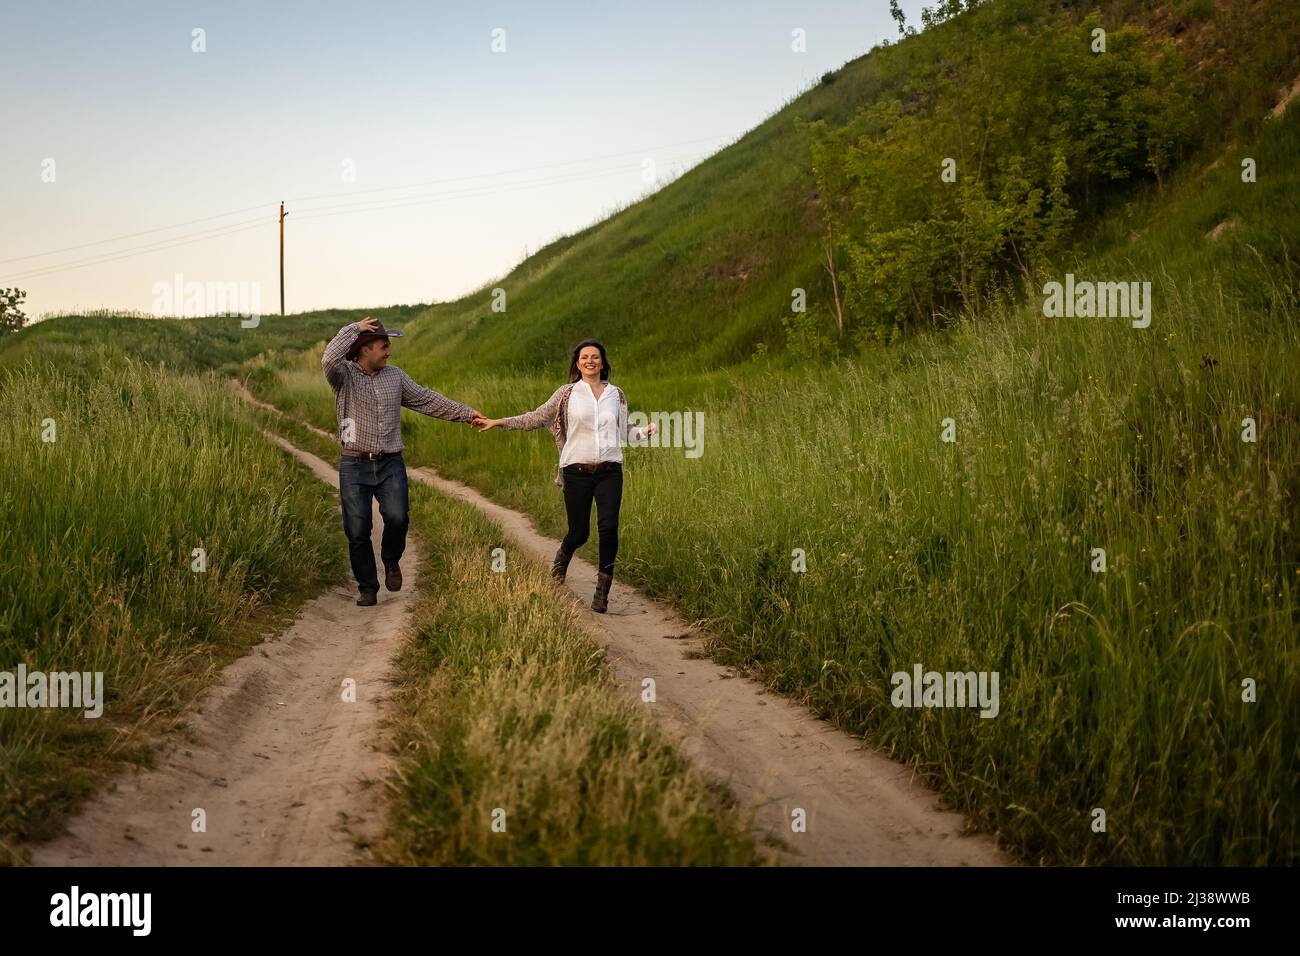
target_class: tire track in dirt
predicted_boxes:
[32,433,414,866]
[233,383,1011,867]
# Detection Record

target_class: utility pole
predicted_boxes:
[279,201,288,317]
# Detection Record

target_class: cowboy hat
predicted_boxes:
[348,320,404,359]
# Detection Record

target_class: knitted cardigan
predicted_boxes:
[499,381,630,486]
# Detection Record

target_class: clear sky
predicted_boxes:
[1,0,927,318]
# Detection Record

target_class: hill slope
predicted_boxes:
[5,0,1298,866]
[387,0,1300,372]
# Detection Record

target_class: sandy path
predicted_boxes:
[32,433,416,866]
[235,385,1010,866]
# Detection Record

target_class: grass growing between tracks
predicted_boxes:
[376,483,763,866]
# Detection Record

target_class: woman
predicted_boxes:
[472,340,654,613]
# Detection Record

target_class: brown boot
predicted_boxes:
[357,589,378,607]
[591,571,613,613]
[550,548,573,582]
[385,564,402,592]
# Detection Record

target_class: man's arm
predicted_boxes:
[322,322,363,387]
[399,370,478,423]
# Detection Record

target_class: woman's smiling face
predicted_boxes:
[579,346,603,378]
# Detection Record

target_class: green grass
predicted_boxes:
[0,347,762,867]
[0,357,347,864]
[246,103,1300,866]
[4,0,1296,867]
[375,482,763,865]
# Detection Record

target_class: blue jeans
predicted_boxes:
[339,453,409,593]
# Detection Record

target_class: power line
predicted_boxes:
[3,219,271,282]
[0,202,276,267]
[2,214,273,282]
[3,160,661,281]
[0,151,711,283]
[290,152,707,221]
[2,132,737,268]
[283,133,734,204]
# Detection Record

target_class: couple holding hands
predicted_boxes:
[321,317,655,612]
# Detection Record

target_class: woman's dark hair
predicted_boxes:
[568,339,610,383]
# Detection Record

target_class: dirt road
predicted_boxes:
[230,386,1011,867]
[32,433,414,866]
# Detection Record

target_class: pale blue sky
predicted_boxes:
[1,0,926,317]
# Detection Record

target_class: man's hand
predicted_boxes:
[472,415,502,432]
[354,316,380,332]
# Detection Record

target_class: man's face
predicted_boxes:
[358,338,390,371]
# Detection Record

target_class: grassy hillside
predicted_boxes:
[241,0,1298,865]
[5,0,1297,866]
[255,104,1300,864]
[380,0,1300,371]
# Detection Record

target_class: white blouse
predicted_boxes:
[559,380,649,468]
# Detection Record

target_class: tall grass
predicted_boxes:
[378,483,762,865]
[261,278,1298,865]
[0,357,346,863]
[249,110,1300,865]
[9,1,1295,868]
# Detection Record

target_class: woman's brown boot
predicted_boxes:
[591,571,613,613]
[550,548,573,581]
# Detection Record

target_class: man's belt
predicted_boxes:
[568,461,619,473]
[342,449,398,461]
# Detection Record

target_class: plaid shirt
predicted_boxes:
[321,323,475,454]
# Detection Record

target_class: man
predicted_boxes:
[322,316,481,606]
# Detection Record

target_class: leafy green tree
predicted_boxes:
[0,288,28,336]
[810,0,1195,339]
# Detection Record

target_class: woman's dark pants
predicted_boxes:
[560,463,622,574]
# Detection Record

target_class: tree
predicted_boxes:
[810,0,1192,339]
[889,0,914,37]
[0,288,28,336]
